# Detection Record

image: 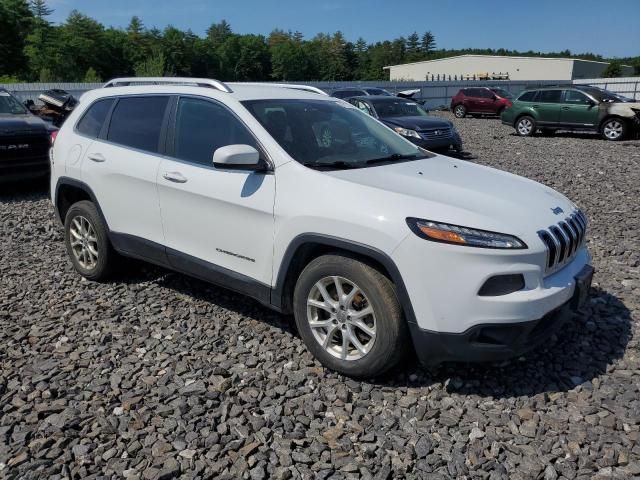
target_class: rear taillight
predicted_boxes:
[50,130,59,145]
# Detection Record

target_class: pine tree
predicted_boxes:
[421,31,436,54]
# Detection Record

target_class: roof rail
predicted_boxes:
[103,77,233,93]
[230,82,328,96]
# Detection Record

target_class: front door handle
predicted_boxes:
[163,172,188,183]
[561,106,570,110]
[88,153,106,162]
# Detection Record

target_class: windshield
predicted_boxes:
[0,92,27,114]
[242,99,429,168]
[490,88,513,99]
[370,99,429,118]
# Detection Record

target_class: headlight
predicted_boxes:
[406,218,527,249]
[394,127,421,139]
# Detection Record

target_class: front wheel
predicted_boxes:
[601,117,627,141]
[293,254,407,378]
[516,116,536,136]
[453,105,466,118]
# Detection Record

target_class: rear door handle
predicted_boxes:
[88,153,106,162]
[562,106,570,110]
[163,172,188,183]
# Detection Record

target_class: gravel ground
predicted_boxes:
[1,116,639,480]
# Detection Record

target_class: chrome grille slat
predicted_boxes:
[537,209,587,275]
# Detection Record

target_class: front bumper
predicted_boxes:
[410,296,571,365]
[406,132,462,151]
[410,263,594,365]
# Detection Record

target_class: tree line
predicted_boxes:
[1,0,638,84]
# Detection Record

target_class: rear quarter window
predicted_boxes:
[517,91,538,102]
[76,98,114,138]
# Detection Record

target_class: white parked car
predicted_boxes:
[50,77,593,377]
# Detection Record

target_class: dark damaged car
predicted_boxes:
[349,96,463,152]
[501,86,640,140]
[0,88,55,182]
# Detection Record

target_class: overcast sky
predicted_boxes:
[46,0,639,58]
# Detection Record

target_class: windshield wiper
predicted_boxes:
[365,153,423,165]
[301,160,363,170]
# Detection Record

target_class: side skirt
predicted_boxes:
[110,232,274,309]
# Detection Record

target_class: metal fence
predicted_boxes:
[2,77,638,110]
[572,77,639,100]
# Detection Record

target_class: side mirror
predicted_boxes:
[212,144,268,171]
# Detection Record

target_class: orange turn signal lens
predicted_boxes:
[418,225,466,244]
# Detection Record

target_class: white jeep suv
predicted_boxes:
[50,77,593,377]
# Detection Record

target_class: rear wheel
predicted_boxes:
[293,254,407,378]
[453,105,466,118]
[516,115,536,136]
[64,200,117,281]
[601,117,627,141]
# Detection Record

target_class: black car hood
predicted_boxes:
[0,114,50,136]
[381,115,452,131]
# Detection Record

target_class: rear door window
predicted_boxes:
[107,96,169,153]
[76,98,114,138]
[537,90,563,103]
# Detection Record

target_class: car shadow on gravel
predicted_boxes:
[116,263,632,398]
[375,286,633,397]
[116,264,297,336]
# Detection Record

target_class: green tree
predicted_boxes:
[271,32,309,81]
[56,10,107,80]
[206,20,232,46]
[83,67,101,82]
[406,32,420,57]
[134,50,166,76]
[421,31,436,54]
[0,0,34,77]
[24,0,56,80]
[602,61,622,78]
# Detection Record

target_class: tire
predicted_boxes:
[293,253,407,378]
[540,128,556,136]
[515,115,536,136]
[64,200,117,281]
[453,104,466,118]
[601,117,627,141]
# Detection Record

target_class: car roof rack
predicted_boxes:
[103,77,233,93]
[229,82,328,96]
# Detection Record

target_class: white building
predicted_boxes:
[384,54,634,81]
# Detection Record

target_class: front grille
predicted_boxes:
[538,210,587,274]
[419,127,453,140]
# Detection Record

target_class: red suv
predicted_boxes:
[451,87,513,118]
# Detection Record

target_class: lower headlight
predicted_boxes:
[406,218,527,249]
[394,127,421,139]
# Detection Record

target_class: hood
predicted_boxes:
[0,114,49,136]
[324,155,577,237]
[381,116,452,131]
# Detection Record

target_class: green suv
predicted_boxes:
[501,86,640,141]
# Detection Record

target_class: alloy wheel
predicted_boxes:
[454,106,465,117]
[603,120,623,140]
[69,215,99,270]
[517,118,533,135]
[306,276,376,361]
